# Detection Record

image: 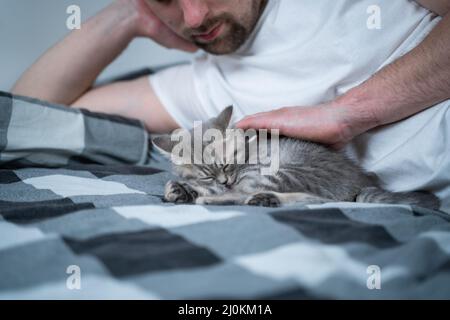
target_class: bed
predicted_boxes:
[1,90,450,299]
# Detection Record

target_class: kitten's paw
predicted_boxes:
[164,181,198,204]
[195,197,210,205]
[195,197,240,206]
[246,193,281,208]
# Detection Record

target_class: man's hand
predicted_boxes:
[239,2,450,150]
[126,0,197,52]
[12,0,198,106]
[236,102,377,149]
[415,0,450,16]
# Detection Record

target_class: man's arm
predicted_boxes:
[71,76,180,133]
[335,2,450,138]
[237,2,450,148]
[415,0,450,16]
[11,0,194,132]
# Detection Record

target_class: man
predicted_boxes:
[12,0,450,212]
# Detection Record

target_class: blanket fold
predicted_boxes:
[0,91,149,168]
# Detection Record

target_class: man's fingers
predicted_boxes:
[329,142,347,150]
[154,25,198,52]
[244,111,271,119]
[164,33,198,52]
[236,111,275,129]
[236,116,266,130]
[139,10,198,52]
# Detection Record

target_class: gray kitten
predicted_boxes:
[153,106,440,210]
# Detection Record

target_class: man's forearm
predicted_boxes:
[11,1,138,105]
[336,11,450,137]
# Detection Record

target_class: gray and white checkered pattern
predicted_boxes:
[0,91,149,167]
[1,91,450,299]
[1,164,450,299]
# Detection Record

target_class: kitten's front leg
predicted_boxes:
[164,180,199,204]
[245,193,282,207]
[195,194,248,206]
[245,192,332,207]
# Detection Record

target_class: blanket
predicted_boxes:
[1,91,450,299]
[0,91,149,167]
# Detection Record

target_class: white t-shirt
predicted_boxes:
[149,0,450,213]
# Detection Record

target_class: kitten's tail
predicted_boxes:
[356,187,441,210]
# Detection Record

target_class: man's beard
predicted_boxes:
[184,0,267,55]
[185,14,249,55]
[197,22,248,55]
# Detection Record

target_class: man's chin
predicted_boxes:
[195,38,243,55]
[190,21,249,55]
[198,44,238,55]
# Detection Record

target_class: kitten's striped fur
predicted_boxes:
[153,106,440,210]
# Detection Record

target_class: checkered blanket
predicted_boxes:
[0,91,149,168]
[1,91,450,299]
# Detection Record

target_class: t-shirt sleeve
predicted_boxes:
[148,63,206,129]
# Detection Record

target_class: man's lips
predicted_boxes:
[193,23,223,42]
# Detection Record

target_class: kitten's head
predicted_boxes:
[152,106,248,192]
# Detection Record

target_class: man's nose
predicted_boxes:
[180,0,209,29]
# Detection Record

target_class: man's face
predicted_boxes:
[146,0,267,55]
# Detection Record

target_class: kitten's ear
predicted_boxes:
[152,135,175,157]
[212,106,233,131]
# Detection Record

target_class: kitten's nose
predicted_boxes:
[225,177,235,189]
[217,175,227,185]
